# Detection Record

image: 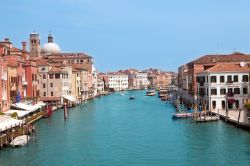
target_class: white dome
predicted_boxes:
[42,43,60,54]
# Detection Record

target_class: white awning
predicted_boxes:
[0,115,24,132]
[11,103,40,112]
[4,110,31,118]
[35,101,46,107]
[62,95,77,102]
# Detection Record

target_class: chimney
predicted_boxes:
[4,38,9,42]
[22,41,27,51]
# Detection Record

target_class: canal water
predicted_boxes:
[1,90,250,166]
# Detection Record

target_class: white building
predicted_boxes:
[97,78,105,94]
[129,72,149,89]
[108,73,128,91]
[196,63,249,111]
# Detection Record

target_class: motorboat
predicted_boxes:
[129,96,135,100]
[146,90,156,96]
[172,112,192,119]
[10,135,29,147]
[194,116,219,122]
[120,93,125,96]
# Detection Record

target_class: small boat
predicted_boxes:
[42,105,53,118]
[10,135,29,147]
[172,112,192,119]
[120,93,125,96]
[146,90,156,96]
[194,116,219,122]
[129,96,135,100]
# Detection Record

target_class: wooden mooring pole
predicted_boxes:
[64,103,68,120]
[237,109,242,127]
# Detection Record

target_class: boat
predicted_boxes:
[10,135,29,147]
[42,105,53,118]
[146,90,156,96]
[194,116,219,122]
[129,96,135,100]
[172,112,192,119]
[120,93,125,96]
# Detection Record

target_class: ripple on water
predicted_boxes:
[1,91,250,166]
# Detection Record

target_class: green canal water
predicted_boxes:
[1,90,250,166]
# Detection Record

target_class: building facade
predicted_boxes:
[108,73,128,91]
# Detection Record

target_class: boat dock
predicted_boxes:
[211,109,250,129]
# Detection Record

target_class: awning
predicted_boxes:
[0,115,24,132]
[4,110,31,118]
[62,95,77,102]
[36,101,46,107]
[11,102,41,112]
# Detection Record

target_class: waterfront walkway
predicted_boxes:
[211,109,246,124]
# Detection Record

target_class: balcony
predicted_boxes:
[32,81,38,85]
[226,80,233,84]
[22,81,28,86]
[1,75,7,81]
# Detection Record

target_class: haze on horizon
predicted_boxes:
[0,0,250,72]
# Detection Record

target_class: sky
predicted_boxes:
[1,0,250,72]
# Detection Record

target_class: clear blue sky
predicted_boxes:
[1,0,250,72]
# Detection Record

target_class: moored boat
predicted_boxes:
[172,112,192,119]
[194,116,219,122]
[146,90,156,96]
[10,135,29,147]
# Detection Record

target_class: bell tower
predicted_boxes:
[29,31,41,58]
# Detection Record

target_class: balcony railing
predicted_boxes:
[32,81,38,85]
[1,75,7,81]
[226,80,233,84]
[22,81,28,86]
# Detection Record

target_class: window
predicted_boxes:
[228,88,233,94]
[222,101,226,109]
[42,67,45,71]
[55,74,60,79]
[32,74,34,81]
[51,91,53,96]
[233,75,238,82]
[43,83,46,88]
[243,87,248,94]
[220,88,226,95]
[50,83,53,87]
[234,88,240,94]
[243,75,249,82]
[211,76,217,83]
[227,75,232,83]
[235,100,239,109]
[43,74,46,79]
[211,89,217,95]
[220,76,224,83]
[49,74,54,79]
[212,101,216,109]
[43,92,46,97]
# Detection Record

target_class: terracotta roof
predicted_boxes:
[48,67,66,73]
[40,97,60,101]
[191,52,250,64]
[72,68,80,72]
[36,59,50,66]
[202,63,250,73]
[47,52,92,59]
[11,47,21,52]
[72,64,89,71]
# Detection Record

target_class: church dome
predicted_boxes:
[41,32,61,54]
[42,43,60,54]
